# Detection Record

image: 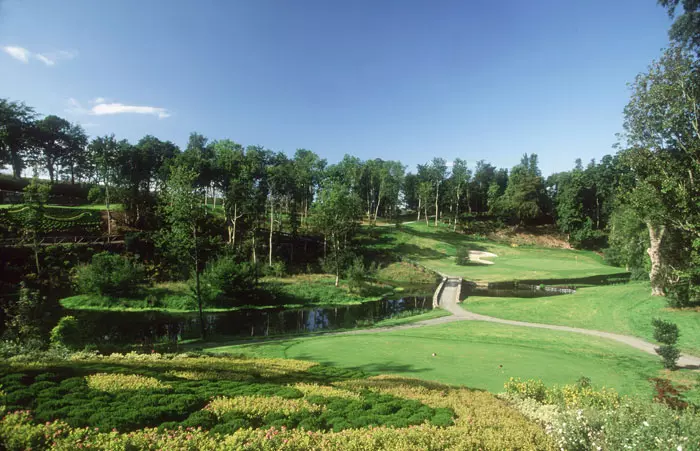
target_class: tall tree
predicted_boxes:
[450,158,471,231]
[0,99,36,178]
[32,115,72,183]
[20,179,50,273]
[620,45,700,297]
[213,139,246,245]
[62,124,88,184]
[494,154,546,224]
[424,158,448,226]
[293,149,326,227]
[88,135,121,237]
[659,0,700,51]
[159,164,208,338]
[311,181,362,286]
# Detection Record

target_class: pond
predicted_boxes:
[66,295,434,346]
[462,281,576,299]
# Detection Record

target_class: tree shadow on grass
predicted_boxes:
[291,354,432,376]
[395,243,448,261]
[399,226,489,252]
[488,272,631,288]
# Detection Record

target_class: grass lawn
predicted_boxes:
[207,321,697,399]
[361,222,623,283]
[465,282,700,356]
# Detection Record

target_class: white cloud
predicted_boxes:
[2,45,77,66]
[34,50,77,66]
[2,46,30,63]
[66,98,171,119]
[79,122,100,128]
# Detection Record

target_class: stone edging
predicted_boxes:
[433,276,447,308]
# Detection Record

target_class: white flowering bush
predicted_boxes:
[501,380,700,451]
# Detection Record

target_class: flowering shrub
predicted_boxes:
[500,379,700,451]
[85,373,171,392]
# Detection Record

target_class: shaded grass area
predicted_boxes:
[360,222,622,283]
[464,282,700,356]
[208,321,699,400]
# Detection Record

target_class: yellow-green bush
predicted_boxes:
[206,396,324,417]
[292,382,360,400]
[86,373,171,392]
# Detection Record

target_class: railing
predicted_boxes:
[0,235,124,247]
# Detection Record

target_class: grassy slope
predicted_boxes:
[364,222,623,282]
[208,321,686,398]
[465,282,700,355]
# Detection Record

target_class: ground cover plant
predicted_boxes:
[0,352,556,450]
[464,282,700,355]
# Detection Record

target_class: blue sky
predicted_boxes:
[0,0,672,175]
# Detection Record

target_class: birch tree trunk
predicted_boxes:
[434,182,440,227]
[646,221,666,296]
[269,199,274,266]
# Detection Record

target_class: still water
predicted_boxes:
[67,296,434,345]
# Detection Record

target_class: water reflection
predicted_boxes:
[68,296,433,345]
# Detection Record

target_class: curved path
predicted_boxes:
[439,277,700,369]
[207,275,700,369]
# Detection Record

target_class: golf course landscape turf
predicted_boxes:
[363,222,624,282]
[207,221,700,403]
[465,282,700,356]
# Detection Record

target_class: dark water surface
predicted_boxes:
[67,296,434,345]
[462,281,576,299]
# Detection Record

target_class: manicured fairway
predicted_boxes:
[208,321,682,398]
[366,222,623,282]
[465,282,700,355]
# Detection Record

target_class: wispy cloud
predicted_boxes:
[3,46,30,63]
[2,45,77,66]
[66,98,171,119]
[92,102,171,119]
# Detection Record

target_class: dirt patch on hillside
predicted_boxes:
[487,225,572,249]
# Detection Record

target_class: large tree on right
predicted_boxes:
[620,45,700,298]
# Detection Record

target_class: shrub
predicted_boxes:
[652,318,681,369]
[49,316,82,350]
[652,318,680,345]
[345,256,367,294]
[503,377,547,403]
[265,260,287,277]
[455,247,470,265]
[200,256,256,307]
[656,345,681,369]
[74,252,145,297]
[85,373,171,392]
